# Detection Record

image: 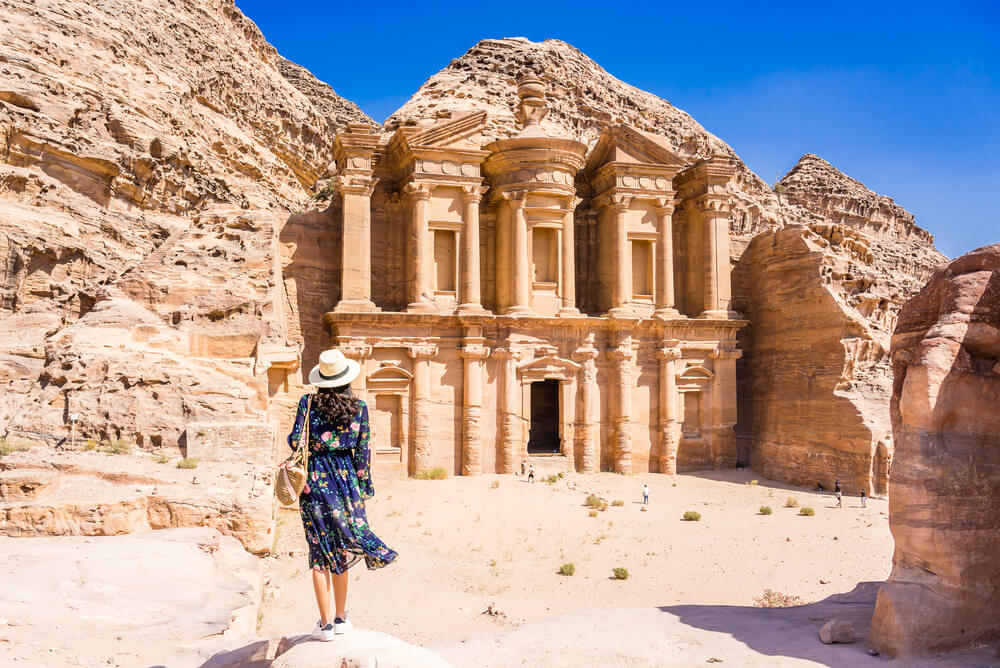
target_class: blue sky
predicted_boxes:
[236,0,998,258]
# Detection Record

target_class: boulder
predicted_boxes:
[0,468,59,501]
[270,629,453,668]
[819,619,854,644]
[869,243,1000,656]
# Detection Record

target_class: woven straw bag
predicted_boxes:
[275,396,312,506]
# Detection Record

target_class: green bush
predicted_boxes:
[558,562,575,576]
[545,474,559,484]
[102,438,132,455]
[155,453,171,464]
[176,457,199,469]
[682,511,701,522]
[612,567,630,580]
[557,472,565,479]
[799,507,815,516]
[784,497,799,508]
[84,439,98,451]
[413,466,447,480]
[611,499,624,507]
[759,505,773,515]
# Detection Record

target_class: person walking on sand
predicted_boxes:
[521,459,526,476]
[282,349,398,642]
[528,464,535,483]
[835,479,843,508]
[642,483,649,505]
[860,489,867,508]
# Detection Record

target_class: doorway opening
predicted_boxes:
[873,442,890,496]
[527,379,561,454]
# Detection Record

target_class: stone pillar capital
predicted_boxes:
[694,194,731,216]
[656,346,683,361]
[571,346,599,363]
[460,184,488,204]
[654,197,678,216]
[709,347,742,360]
[404,182,433,201]
[408,344,438,360]
[458,345,491,360]
[607,344,635,363]
[597,192,633,212]
[502,191,526,209]
[337,175,378,198]
[339,341,374,360]
[491,347,522,362]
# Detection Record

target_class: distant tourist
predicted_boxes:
[282,348,398,642]
[860,489,867,508]
[835,479,843,508]
[817,482,825,492]
[642,483,649,505]
[521,459,527,476]
[528,464,535,483]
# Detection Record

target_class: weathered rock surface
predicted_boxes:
[869,243,1000,657]
[733,156,946,493]
[819,619,854,644]
[0,0,372,449]
[0,527,262,668]
[269,630,453,668]
[0,448,273,552]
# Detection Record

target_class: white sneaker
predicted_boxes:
[334,616,353,635]
[311,621,335,642]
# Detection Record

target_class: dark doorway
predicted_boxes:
[528,380,561,454]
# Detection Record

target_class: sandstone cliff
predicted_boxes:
[0,0,372,447]
[0,0,372,548]
[869,243,1000,657]
[733,155,946,494]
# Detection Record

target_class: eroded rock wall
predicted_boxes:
[733,155,946,493]
[869,243,1000,657]
[0,0,373,447]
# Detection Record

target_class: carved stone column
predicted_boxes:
[339,340,373,403]
[609,194,632,314]
[405,183,435,313]
[458,340,490,475]
[493,346,522,473]
[608,338,635,474]
[698,197,732,318]
[654,199,679,318]
[709,346,741,468]
[507,194,531,315]
[558,199,582,317]
[408,344,438,475]
[572,346,599,473]
[334,176,379,312]
[458,186,487,314]
[656,343,682,474]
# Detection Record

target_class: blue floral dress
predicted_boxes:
[287,395,397,573]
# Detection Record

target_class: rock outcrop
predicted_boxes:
[0,528,262,667]
[869,243,1000,657]
[0,0,373,449]
[733,155,946,493]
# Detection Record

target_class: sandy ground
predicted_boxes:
[259,469,896,651]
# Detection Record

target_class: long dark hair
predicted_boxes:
[313,385,361,428]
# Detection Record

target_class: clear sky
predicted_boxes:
[235,0,998,258]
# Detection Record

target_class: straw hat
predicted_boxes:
[308,349,361,388]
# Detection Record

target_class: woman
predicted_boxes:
[285,348,397,642]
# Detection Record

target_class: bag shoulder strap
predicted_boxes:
[300,395,312,469]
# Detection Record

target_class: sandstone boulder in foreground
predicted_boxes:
[269,629,453,668]
[0,528,262,667]
[869,242,1000,656]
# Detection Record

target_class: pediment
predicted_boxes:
[679,365,713,381]
[407,111,488,149]
[584,125,686,175]
[367,364,413,392]
[518,354,581,381]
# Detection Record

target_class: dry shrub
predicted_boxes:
[176,457,199,469]
[799,507,815,516]
[682,511,701,521]
[759,505,772,515]
[784,497,799,508]
[413,466,447,480]
[558,562,575,576]
[612,567,629,580]
[753,589,804,608]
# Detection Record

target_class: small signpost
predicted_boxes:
[69,413,79,450]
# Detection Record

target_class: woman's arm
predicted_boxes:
[286,395,308,453]
[352,403,374,499]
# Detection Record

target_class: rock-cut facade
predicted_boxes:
[321,76,744,476]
